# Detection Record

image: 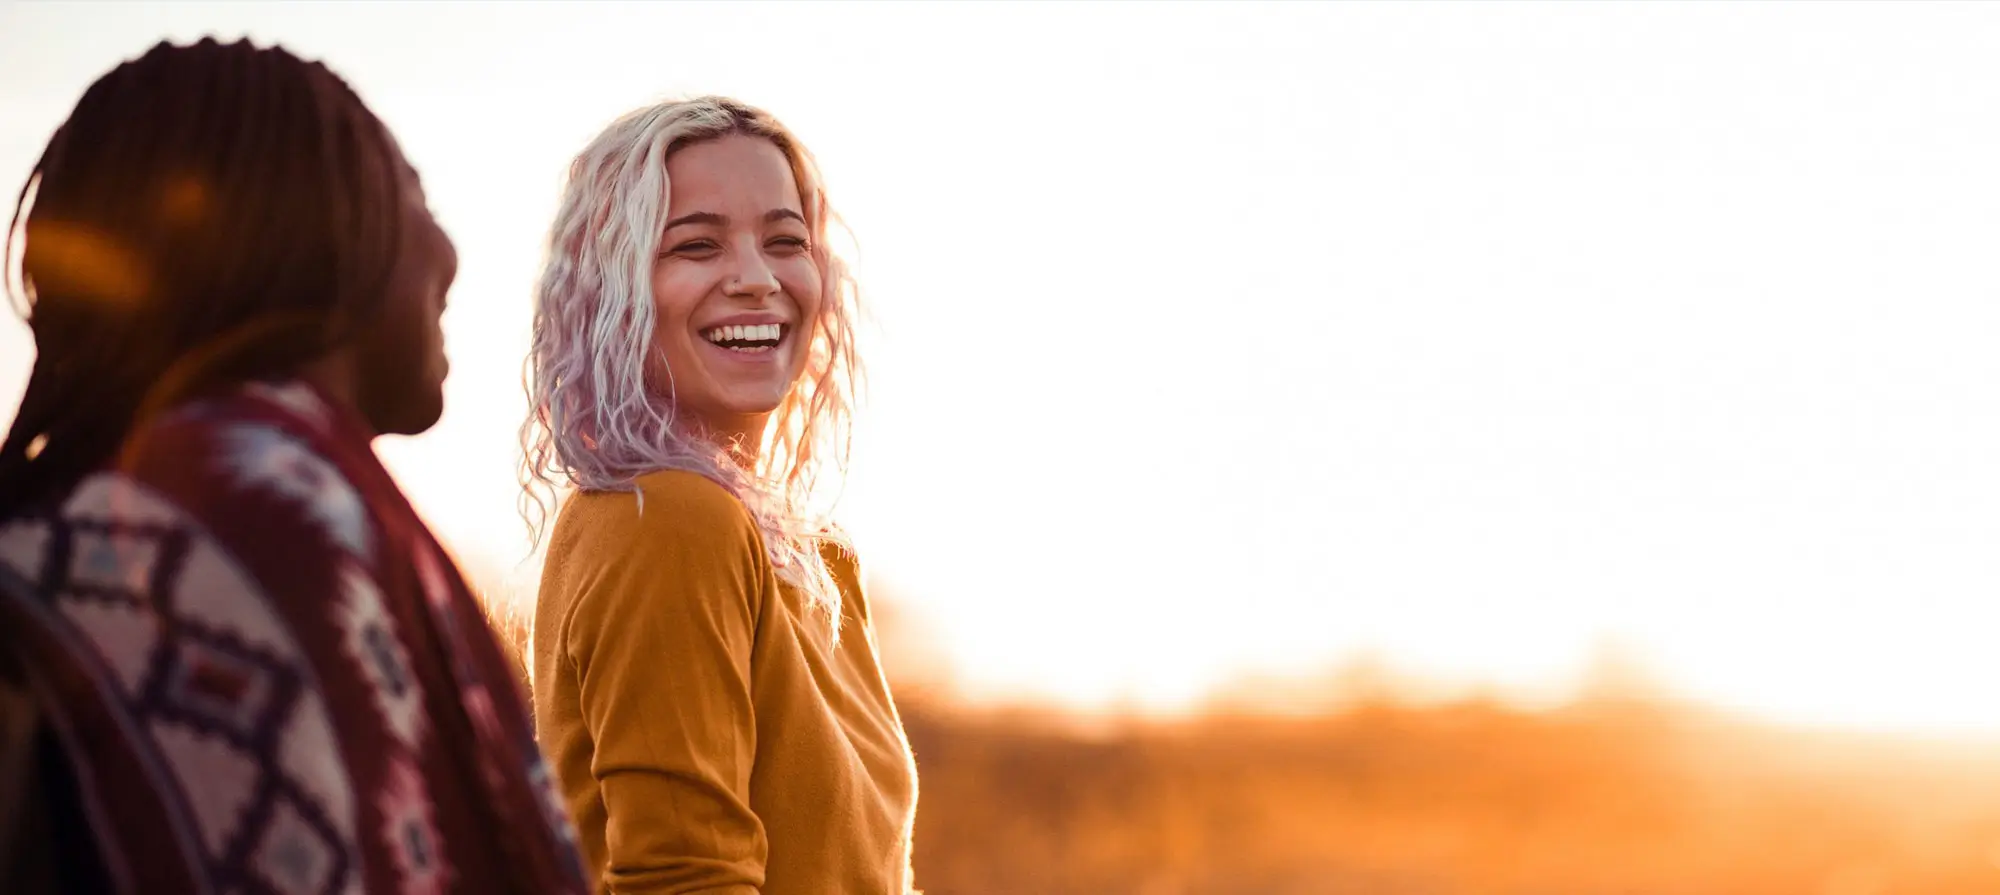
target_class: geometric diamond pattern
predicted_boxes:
[161,637,282,738]
[66,527,161,594]
[252,799,343,895]
[376,757,447,895]
[334,562,426,750]
[66,473,184,528]
[37,472,365,893]
[150,719,262,856]
[0,378,586,895]
[279,698,358,841]
[57,596,158,697]
[175,538,298,659]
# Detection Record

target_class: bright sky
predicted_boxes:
[6,1,2000,737]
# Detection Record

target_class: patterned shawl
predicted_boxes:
[0,381,588,894]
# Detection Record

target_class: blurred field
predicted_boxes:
[898,693,2000,895]
[482,586,2000,895]
[872,605,2000,895]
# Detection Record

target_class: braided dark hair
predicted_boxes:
[0,37,406,514]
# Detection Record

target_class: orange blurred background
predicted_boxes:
[10,3,2000,892]
[865,595,2000,895]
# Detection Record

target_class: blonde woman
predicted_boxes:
[521,98,918,894]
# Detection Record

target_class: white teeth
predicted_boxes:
[702,323,784,346]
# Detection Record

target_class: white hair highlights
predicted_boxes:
[520,96,863,623]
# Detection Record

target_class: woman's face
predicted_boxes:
[650,134,822,439]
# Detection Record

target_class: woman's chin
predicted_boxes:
[710,377,797,415]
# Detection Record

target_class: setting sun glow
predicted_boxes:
[7,2,2000,741]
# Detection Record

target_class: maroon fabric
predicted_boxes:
[0,381,587,894]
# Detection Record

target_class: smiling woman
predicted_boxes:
[519,98,917,895]
[651,137,826,447]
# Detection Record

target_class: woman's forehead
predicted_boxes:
[664,136,802,214]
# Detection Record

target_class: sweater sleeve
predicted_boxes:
[557,473,770,895]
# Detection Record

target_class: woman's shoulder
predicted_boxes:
[550,470,759,552]
[540,471,770,620]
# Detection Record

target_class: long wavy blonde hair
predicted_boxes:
[520,96,863,621]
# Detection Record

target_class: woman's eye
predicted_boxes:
[667,240,720,257]
[769,236,811,252]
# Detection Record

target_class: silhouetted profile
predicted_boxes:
[0,38,588,894]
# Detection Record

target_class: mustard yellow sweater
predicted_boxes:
[532,470,919,894]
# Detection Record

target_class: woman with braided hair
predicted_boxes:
[0,39,588,893]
